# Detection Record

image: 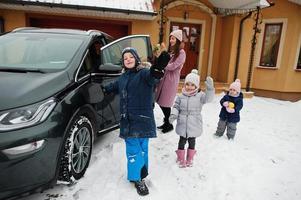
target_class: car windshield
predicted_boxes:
[0,32,84,71]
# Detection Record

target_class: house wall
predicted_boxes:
[1,0,301,101]
[132,20,159,45]
[236,0,301,96]
[0,9,26,30]
[0,9,156,39]
[215,15,240,83]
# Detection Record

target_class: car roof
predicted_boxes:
[10,27,113,39]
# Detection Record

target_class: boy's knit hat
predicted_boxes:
[229,79,241,93]
[184,69,200,89]
[170,29,183,42]
[121,47,141,67]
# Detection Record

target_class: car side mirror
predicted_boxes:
[98,63,122,74]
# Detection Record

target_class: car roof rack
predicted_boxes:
[12,27,39,33]
[86,29,103,35]
[87,29,114,40]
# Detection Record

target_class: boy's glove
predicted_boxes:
[150,51,170,78]
[150,66,164,79]
[153,51,170,71]
[100,85,107,95]
[205,76,214,90]
[101,85,112,96]
[223,101,229,107]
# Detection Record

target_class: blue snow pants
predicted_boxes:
[125,138,149,181]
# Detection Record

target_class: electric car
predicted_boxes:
[0,27,152,199]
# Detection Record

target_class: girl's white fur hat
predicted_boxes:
[229,79,241,93]
[170,29,183,42]
[185,69,200,88]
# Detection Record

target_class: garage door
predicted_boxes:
[28,16,130,39]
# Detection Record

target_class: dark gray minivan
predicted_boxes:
[0,27,152,199]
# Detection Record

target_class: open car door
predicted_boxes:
[93,35,153,131]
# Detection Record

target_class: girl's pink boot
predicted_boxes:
[186,149,196,167]
[175,149,186,168]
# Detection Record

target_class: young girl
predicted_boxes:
[214,79,243,140]
[104,47,168,196]
[170,69,215,167]
[155,29,186,133]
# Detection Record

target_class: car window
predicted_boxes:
[101,36,150,67]
[78,51,93,79]
[0,33,84,71]
[90,40,104,70]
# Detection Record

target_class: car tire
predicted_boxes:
[58,115,93,183]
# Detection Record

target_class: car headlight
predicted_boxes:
[0,99,56,131]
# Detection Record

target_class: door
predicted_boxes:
[94,35,153,129]
[170,22,201,78]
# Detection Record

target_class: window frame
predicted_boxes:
[100,35,152,66]
[259,23,283,68]
[256,18,287,70]
[295,33,301,71]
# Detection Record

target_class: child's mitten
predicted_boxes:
[222,101,229,107]
[226,107,235,113]
[205,76,214,90]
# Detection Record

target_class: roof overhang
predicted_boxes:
[209,0,273,15]
[0,0,157,20]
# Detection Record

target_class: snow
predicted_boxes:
[21,94,301,200]
[19,0,155,12]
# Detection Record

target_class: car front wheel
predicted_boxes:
[58,115,93,182]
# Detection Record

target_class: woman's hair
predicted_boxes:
[168,39,183,61]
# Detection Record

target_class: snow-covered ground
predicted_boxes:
[21,94,301,200]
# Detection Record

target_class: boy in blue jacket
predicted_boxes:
[214,79,243,140]
[104,47,169,196]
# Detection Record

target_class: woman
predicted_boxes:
[155,29,186,133]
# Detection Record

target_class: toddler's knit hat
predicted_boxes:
[170,29,183,42]
[121,47,141,67]
[229,79,241,93]
[184,69,200,89]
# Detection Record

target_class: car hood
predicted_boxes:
[0,71,71,110]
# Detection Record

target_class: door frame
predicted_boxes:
[166,17,206,78]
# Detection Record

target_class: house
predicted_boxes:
[0,0,300,101]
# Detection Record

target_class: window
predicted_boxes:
[0,33,84,70]
[78,52,92,79]
[259,23,283,67]
[297,46,301,70]
[102,37,150,65]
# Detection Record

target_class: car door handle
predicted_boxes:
[91,72,122,77]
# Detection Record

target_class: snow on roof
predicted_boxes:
[209,0,272,15]
[15,0,155,13]
[210,0,270,10]
[0,0,157,20]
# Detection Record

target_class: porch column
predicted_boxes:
[207,14,217,76]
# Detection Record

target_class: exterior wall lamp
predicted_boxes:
[184,11,189,20]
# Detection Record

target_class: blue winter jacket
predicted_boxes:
[104,68,158,139]
[219,92,243,123]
